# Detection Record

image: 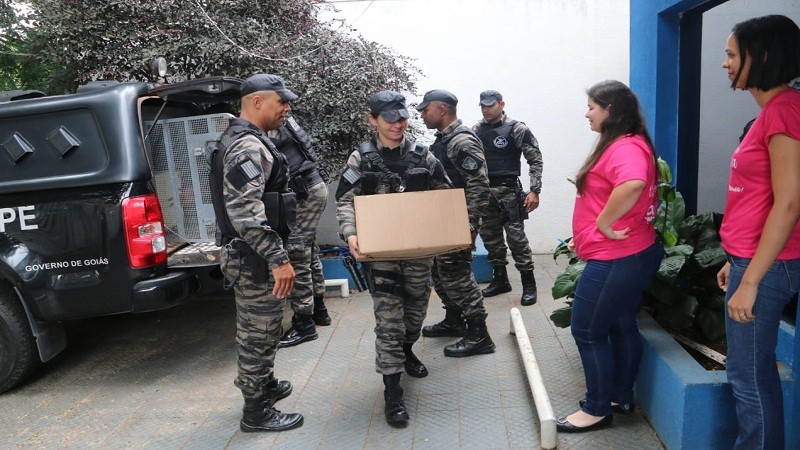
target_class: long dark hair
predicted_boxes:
[575,80,657,195]
[731,15,800,91]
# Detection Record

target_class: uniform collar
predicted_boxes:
[436,119,463,139]
[376,136,408,153]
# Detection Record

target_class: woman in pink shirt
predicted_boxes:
[556,80,664,433]
[716,15,800,450]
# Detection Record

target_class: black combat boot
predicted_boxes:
[443,318,496,357]
[312,294,332,326]
[383,373,409,425]
[263,376,293,406]
[240,395,304,432]
[520,270,538,306]
[481,266,512,297]
[402,343,428,378]
[279,313,318,347]
[421,307,467,337]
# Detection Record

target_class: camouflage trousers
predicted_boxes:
[366,258,434,375]
[310,242,326,297]
[220,245,285,399]
[286,180,329,315]
[432,249,488,320]
[480,185,534,271]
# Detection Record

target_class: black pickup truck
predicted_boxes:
[0,77,241,393]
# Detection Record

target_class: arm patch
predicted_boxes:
[457,151,483,175]
[227,158,261,189]
[239,160,260,180]
[342,166,361,185]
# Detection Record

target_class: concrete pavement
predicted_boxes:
[0,255,663,449]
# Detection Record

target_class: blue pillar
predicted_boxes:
[630,0,725,215]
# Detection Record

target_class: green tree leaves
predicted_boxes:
[5,0,420,174]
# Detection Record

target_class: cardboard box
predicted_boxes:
[354,188,471,261]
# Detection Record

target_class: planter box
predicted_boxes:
[635,312,794,449]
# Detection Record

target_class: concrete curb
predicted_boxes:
[510,307,556,449]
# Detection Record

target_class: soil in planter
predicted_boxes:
[679,344,726,370]
[674,327,727,371]
[672,297,796,371]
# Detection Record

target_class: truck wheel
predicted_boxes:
[0,286,39,394]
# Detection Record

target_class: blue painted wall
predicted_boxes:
[630,0,726,214]
[630,0,705,184]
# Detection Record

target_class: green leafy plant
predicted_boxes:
[5,0,421,177]
[550,158,728,344]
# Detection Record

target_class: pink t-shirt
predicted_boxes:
[720,88,800,259]
[572,134,658,261]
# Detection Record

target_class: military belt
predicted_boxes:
[489,177,519,188]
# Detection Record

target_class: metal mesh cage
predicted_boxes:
[145,113,233,244]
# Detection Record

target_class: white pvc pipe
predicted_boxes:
[510,307,557,449]
[324,278,350,298]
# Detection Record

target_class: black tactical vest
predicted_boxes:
[359,139,427,194]
[430,124,477,188]
[272,117,318,178]
[476,119,521,178]
[209,118,293,242]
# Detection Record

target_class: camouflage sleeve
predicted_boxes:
[222,135,289,269]
[335,150,363,241]
[448,134,491,229]
[425,152,453,190]
[514,122,543,193]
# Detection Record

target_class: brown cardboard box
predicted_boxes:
[354,188,471,261]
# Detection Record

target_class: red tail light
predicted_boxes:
[122,194,167,268]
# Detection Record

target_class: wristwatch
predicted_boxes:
[531,180,542,194]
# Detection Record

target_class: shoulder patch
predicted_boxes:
[342,166,361,185]
[461,156,479,171]
[456,148,484,176]
[238,159,260,181]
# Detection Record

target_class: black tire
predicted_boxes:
[0,285,39,394]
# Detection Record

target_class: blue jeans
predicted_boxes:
[725,255,799,450]
[571,241,664,416]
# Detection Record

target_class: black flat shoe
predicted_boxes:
[578,398,635,415]
[556,414,613,433]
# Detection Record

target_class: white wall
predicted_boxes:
[698,1,800,214]
[316,0,631,253]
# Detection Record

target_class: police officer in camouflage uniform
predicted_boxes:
[416,90,496,358]
[209,74,303,432]
[269,117,332,348]
[473,90,543,306]
[336,91,451,426]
